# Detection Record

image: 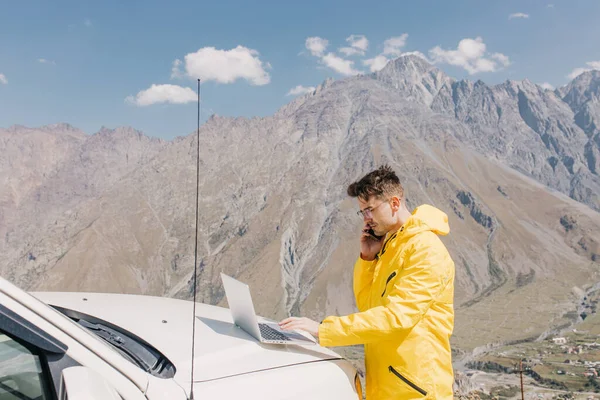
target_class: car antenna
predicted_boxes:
[189,78,201,400]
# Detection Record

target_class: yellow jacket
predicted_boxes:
[319,205,455,400]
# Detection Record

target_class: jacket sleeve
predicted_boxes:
[353,257,376,312]
[319,235,452,347]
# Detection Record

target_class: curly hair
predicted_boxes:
[347,164,404,201]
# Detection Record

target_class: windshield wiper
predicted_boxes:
[77,319,155,372]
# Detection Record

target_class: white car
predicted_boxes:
[0,277,361,399]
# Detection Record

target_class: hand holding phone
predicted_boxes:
[360,225,385,261]
[365,227,384,240]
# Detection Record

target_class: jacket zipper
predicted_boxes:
[389,366,427,396]
[381,271,397,297]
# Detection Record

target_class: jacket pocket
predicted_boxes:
[389,366,427,396]
[381,271,397,297]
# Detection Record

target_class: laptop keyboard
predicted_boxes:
[259,324,291,342]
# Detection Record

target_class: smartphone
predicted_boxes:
[366,227,384,240]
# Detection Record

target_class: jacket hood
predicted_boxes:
[402,204,450,237]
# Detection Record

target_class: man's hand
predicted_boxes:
[360,224,385,261]
[279,317,320,338]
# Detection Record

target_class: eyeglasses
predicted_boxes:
[357,199,389,219]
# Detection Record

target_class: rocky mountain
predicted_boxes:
[560,70,600,176]
[0,123,85,244]
[0,124,167,273]
[1,55,599,353]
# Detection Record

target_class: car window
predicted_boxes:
[0,332,52,400]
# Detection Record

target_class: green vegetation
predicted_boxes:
[466,332,600,394]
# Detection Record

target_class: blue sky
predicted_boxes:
[1,0,599,140]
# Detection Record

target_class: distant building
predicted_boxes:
[553,337,567,345]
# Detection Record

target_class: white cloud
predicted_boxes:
[491,53,511,67]
[171,59,183,79]
[540,82,555,90]
[339,47,363,56]
[305,33,425,76]
[179,46,270,85]
[348,35,368,51]
[568,68,588,80]
[509,13,529,19]
[383,34,409,56]
[286,85,316,96]
[38,58,56,65]
[428,37,510,74]
[363,55,389,72]
[589,61,600,69]
[304,36,362,76]
[305,37,329,57]
[361,35,428,73]
[126,84,197,106]
[321,53,361,76]
[68,19,92,30]
[339,34,369,56]
[0,74,7,84]
[567,61,600,80]
[402,51,429,61]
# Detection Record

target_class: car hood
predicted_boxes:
[32,292,343,386]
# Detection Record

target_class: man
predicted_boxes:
[280,165,455,399]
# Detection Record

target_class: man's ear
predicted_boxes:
[390,196,401,211]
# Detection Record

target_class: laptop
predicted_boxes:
[220,273,317,345]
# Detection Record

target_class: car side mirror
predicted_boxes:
[60,366,122,400]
